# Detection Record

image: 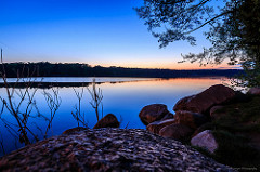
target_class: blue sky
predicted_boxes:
[0,0,228,69]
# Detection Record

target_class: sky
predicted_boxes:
[0,0,233,69]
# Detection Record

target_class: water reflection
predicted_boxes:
[0,77,228,156]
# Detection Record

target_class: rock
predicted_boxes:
[159,123,193,140]
[191,130,218,154]
[146,119,175,134]
[247,132,260,150]
[0,129,234,172]
[174,110,208,129]
[139,104,170,125]
[210,106,225,120]
[160,113,174,121]
[173,84,236,114]
[62,127,86,134]
[192,123,215,137]
[210,106,224,116]
[248,88,260,95]
[93,114,119,129]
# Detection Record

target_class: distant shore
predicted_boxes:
[1,62,243,78]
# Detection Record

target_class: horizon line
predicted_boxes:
[2,61,243,70]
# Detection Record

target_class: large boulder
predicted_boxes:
[93,114,119,129]
[174,110,208,129]
[159,123,193,140]
[191,130,218,154]
[247,88,260,95]
[139,104,170,125]
[146,119,175,134]
[173,84,236,114]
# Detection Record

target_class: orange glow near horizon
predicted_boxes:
[75,55,241,70]
[8,55,241,70]
[90,61,239,70]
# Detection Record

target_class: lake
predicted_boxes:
[0,77,229,156]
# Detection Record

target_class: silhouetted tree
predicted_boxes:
[135,0,260,87]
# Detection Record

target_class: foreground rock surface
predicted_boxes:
[0,129,234,172]
[139,104,170,125]
[173,84,236,114]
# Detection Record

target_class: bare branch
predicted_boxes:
[87,79,103,122]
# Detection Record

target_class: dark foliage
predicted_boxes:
[212,130,259,168]
[135,0,260,87]
[194,95,260,168]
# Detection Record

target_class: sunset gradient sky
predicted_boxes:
[0,0,234,69]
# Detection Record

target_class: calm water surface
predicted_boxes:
[0,77,155,83]
[0,77,229,156]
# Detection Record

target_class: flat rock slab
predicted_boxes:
[0,129,235,172]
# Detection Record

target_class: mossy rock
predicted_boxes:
[212,130,260,169]
[211,95,260,133]
[193,95,260,169]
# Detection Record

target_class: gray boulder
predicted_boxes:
[191,130,218,154]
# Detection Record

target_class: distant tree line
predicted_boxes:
[1,62,243,78]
